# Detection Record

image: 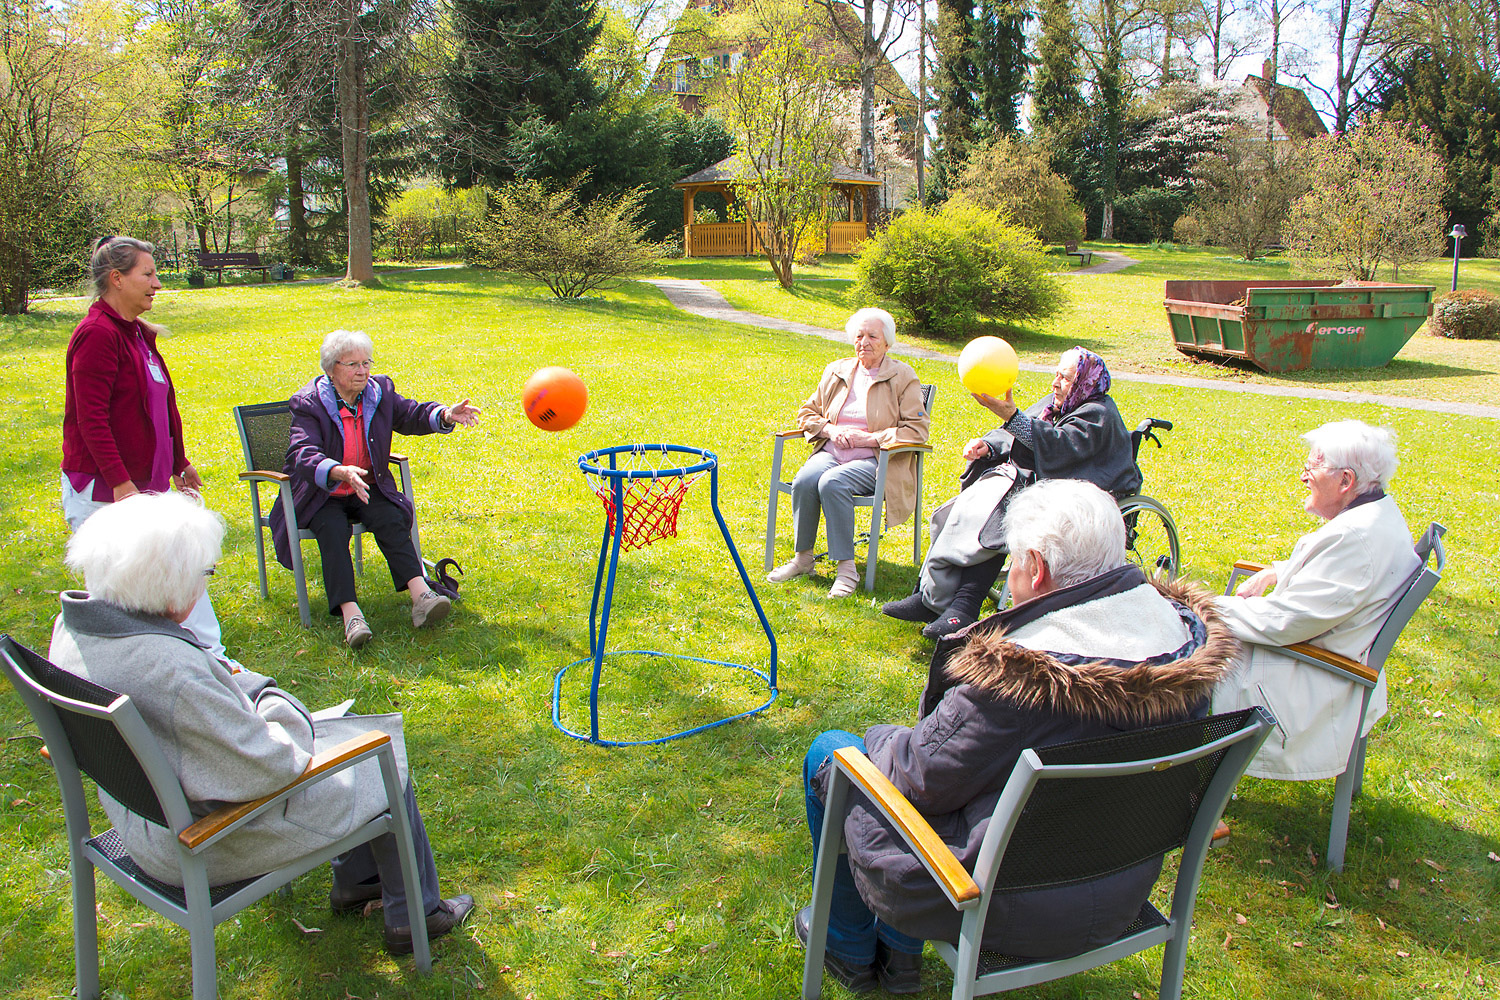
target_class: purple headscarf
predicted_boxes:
[1040,347,1111,422]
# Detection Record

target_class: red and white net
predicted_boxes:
[583,448,707,551]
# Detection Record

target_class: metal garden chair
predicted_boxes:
[802,707,1273,1000]
[233,400,425,627]
[0,634,433,999]
[765,384,936,592]
[1225,521,1446,871]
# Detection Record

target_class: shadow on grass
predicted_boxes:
[1162,352,1494,385]
[0,310,78,356]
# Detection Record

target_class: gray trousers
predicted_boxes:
[790,451,878,562]
[918,467,1018,611]
[330,781,442,926]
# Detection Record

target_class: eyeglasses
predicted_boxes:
[335,359,374,371]
[202,566,216,577]
[1302,461,1350,478]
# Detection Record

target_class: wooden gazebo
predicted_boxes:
[673,156,881,258]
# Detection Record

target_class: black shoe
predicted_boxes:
[794,906,877,993]
[875,941,923,994]
[922,611,977,640]
[329,877,382,915]
[881,592,940,623]
[384,893,475,955]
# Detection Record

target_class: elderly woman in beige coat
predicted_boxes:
[767,308,930,597]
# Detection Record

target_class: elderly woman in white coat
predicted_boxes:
[1210,420,1420,780]
[766,308,931,598]
[48,492,473,954]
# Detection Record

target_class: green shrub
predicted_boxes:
[465,178,662,299]
[1430,288,1500,339]
[952,137,1085,244]
[854,200,1065,339]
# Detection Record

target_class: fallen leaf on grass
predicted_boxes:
[1325,889,1339,909]
[1257,858,1273,865]
[361,900,381,918]
[1222,931,1233,948]
[10,798,30,807]
[1235,913,1248,925]
[1292,941,1304,948]
[1396,950,1411,958]
[699,943,718,953]
[1420,858,1447,873]
[503,890,518,898]
[603,951,627,959]
[663,919,677,932]
[1488,852,1499,863]
[1387,878,1400,890]
[291,917,322,934]
[1377,917,1387,931]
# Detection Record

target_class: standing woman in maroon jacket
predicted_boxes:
[60,236,227,657]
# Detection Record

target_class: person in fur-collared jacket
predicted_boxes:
[797,480,1240,994]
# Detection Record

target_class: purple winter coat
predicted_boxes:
[270,374,450,569]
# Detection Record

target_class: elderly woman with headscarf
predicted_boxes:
[59,235,234,660]
[1210,420,1419,781]
[272,330,480,648]
[883,347,1140,638]
[766,308,931,598]
[50,492,474,954]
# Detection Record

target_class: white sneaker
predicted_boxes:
[827,561,860,598]
[767,553,815,583]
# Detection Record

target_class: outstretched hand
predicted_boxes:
[445,399,481,426]
[962,438,991,461]
[972,389,1018,421]
[334,465,370,503]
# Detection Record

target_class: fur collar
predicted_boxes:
[943,576,1240,727]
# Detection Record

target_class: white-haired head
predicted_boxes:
[65,493,225,616]
[1003,479,1127,589]
[320,329,374,373]
[845,307,897,347]
[1301,420,1399,493]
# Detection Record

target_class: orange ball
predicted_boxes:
[522,367,588,431]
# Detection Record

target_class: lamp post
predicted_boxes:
[1450,224,1467,292]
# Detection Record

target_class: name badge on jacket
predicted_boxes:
[145,354,167,384]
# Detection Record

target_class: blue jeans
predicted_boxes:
[805,730,925,965]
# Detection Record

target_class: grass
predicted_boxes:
[0,262,1497,998]
[653,246,1500,407]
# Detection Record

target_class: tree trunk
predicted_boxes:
[917,0,926,207]
[287,138,309,265]
[337,0,376,285]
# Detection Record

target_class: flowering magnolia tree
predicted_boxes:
[1283,118,1448,280]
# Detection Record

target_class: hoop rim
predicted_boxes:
[578,443,718,480]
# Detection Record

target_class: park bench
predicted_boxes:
[1064,241,1093,266]
[198,251,270,283]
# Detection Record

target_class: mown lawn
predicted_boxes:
[652,244,1500,408]
[0,265,1495,999]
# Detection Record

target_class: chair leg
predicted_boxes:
[184,876,218,1000]
[1352,736,1367,799]
[803,772,851,1000]
[249,489,270,600]
[71,853,100,1000]
[354,530,364,576]
[865,455,890,593]
[766,438,786,572]
[1328,764,1357,872]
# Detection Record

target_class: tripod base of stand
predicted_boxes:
[552,650,778,747]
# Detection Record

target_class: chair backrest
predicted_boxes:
[919,383,937,419]
[1364,522,1446,671]
[234,401,293,474]
[971,708,1271,895]
[0,635,181,829]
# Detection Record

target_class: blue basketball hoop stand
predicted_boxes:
[552,444,779,746]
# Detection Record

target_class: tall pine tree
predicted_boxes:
[439,0,601,189]
[933,0,1027,201]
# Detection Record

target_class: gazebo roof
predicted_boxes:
[674,154,880,188]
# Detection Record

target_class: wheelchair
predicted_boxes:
[987,416,1181,606]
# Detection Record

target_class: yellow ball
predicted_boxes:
[957,336,1020,396]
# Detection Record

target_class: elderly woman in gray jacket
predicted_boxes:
[49,492,472,954]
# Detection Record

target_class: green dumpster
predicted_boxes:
[1163,280,1434,373]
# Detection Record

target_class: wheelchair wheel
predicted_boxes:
[1118,494,1181,579]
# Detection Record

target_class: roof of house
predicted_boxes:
[1241,75,1329,140]
[675,155,881,187]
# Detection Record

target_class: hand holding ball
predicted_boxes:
[522,367,588,431]
[957,337,1019,397]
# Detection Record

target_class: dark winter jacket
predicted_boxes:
[814,565,1239,959]
[964,393,1142,548]
[270,374,449,569]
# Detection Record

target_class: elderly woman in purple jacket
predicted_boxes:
[272,330,479,648]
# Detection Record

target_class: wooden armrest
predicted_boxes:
[1233,560,1266,574]
[881,442,932,454]
[833,748,981,905]
[1283,642,1379,685]
[388,452,408,463]
[772,428,802,439]
[178,731,390,850]
[238,470,290,483]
